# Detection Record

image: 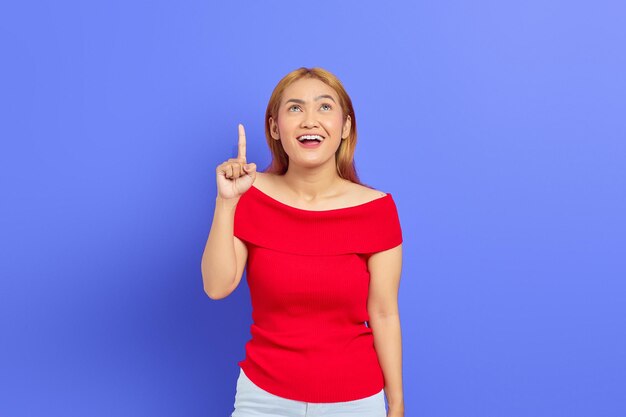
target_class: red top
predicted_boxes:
[233,184,403,403]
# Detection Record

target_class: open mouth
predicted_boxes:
[297,134,324,144]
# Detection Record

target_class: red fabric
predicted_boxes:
[233,184,403,403]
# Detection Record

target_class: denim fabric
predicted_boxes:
[231,367,387,417]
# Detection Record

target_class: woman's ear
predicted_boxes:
[341,115,352,139]
[268,117,280,140]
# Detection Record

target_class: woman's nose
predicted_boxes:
[301,117,319,128]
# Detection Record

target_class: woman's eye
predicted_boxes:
[289,105,301,112]
[320,104,332,111]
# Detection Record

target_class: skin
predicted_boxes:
[209,77,405,416]
[268,77,354,203]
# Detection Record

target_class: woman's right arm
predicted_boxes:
[201,124,256,299]
[201,196,248,299]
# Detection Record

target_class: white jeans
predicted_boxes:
[231,367,387,417]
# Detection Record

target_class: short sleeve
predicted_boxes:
[233,190,257,245]
[354,194,403,254]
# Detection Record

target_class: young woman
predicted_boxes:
[201,67,405,417]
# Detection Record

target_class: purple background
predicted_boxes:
[1,1,625,416]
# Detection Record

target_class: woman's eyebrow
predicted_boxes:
[315,95,336,103]
[285,95,337,105]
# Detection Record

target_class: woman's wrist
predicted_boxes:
[215,195,240,211]
[388,402,405,414]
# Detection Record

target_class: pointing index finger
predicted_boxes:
[237,123,246,161]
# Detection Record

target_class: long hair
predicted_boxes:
[263,67,365,186]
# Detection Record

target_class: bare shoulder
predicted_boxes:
[344,182,388,204]
[252,171,284,198]
[253,171,271,191]
[348,182,387,198]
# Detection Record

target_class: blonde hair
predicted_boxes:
[263,67,365,185]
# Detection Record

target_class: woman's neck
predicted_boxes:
[281,163,346,201]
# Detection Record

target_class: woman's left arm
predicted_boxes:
[367,243,404,417]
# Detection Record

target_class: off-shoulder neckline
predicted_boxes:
[248,184,392,214]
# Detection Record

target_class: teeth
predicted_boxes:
[297,135,323,142]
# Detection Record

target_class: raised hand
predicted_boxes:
[216,124,257,200]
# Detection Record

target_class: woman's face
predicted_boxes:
[269,77,351,169]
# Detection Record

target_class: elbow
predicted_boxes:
[204,287,222,300]
[201,270,220,300]
[202,276,233,301]
[202,276,225,300]
[200,260,236,300]
[203,282,229,300]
